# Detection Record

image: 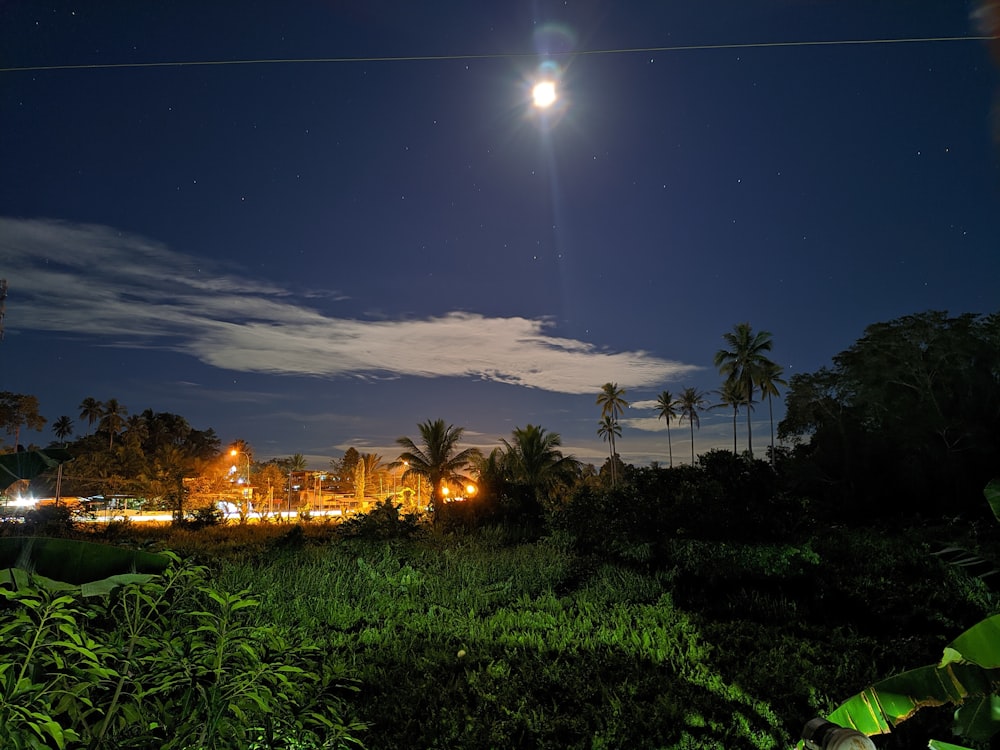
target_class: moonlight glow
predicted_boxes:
[532,80,557,108]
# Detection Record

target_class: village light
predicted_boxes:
[800,719,875,750]
[230,448,250,485]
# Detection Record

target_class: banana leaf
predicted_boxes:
[986,479,1000,524]
[825,615,1000,739]
[0,448,72,490]
[927,741,975,750]
[952,695,1000,742]
[0,536,171,596]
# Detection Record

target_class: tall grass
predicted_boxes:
[215,536,786,749]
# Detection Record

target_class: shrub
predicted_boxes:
[337,499,422,540]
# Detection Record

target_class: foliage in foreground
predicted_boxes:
[795,480,1000,749]
[0,558,366,750]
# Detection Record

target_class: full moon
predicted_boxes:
[532,80,557,109]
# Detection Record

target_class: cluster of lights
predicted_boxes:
[6,494,37,507]
[441,484,478,503]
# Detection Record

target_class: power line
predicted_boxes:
[1,34,996,74]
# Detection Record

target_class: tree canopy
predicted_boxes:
[779,310,1000,517]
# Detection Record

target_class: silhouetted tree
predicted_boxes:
[395,419,481,525]
[655,391,678,468]
[596,383,628,485]
[714,322,774,458]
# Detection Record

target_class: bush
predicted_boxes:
[337,499,422,540]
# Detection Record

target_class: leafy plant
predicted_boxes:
[796,481,1000,749]
[0,556,368,749]
[799,614,1000,749]
[0,583,115,749]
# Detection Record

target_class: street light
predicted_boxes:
[230,448,251,515]
[230,448,250,485]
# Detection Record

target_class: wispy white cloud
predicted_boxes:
[2,217,701,395]
[620,416,669,432]
[628,399,661,410]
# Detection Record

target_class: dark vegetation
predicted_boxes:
[1,309,999,749]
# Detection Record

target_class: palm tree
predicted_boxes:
[500,424,579,506]
[149,443,205,524]
[758,360,787,466]
[123,414,149,448]
[355,452,386,498]
[288,453,308,472]
[712,379,749,456]
[229,438,254,462]
[654,390,678,468]
[597,415,622,482]
[99,398,128,449]
[677,386,707,465]
[395,419,481,524]
[596,383,628,485]
[79,397,102,435]
[713,322,774,458]
[52,415,74,446]
[470,447,509,505]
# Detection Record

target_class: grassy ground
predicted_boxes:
[5,512,998,749]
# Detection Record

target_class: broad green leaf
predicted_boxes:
[985,479,1000,523]
[945,615,1000,669]
[827,678,922,734]
[38,719,67,750]
[80,573,160,597]
[0,537,170,583]
[0,448,71,491]
[952,695,1000,742]
[0,537,170,595]
[927,741,975,750]
[825,615,1000,742]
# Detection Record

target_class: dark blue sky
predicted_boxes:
[2,1,999,468]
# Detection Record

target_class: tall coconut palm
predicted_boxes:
[596,383,628,485]
[758,360,787,466]
[654,390,678,468]
[470,447,509,505]
[395,419,481,524]
[52,415,74,446]
[597,415,622,482]
[713,322,774,458]
[677,386,707,465]
[123,414,149,449]
[79,397,102,435]
[501,424,579,506]
[711,379,749,456]
[99,398,128,449]
[355,452,386,498]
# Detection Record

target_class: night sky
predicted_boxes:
[2,1,999,469]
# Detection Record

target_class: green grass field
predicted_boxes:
[2,514,997,749]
